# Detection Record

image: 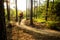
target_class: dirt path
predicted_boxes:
[17,19,60,36]
[7,19,60,40]
[15,19,60,40]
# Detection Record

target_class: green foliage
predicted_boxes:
[34,18,46,22]
[4,0,60,30]
[33,0,60,30]
[50,22,60,31]
[55,2,60,16]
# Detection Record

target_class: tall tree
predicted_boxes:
[30,0,33,25]
[0,0,7,40]
[45,0,49,21]
[51,0,55,21]
[39,0,40,18]
[33,0,36,18]
[34,0,35,18]
[26,0,27,19]
[37,0,39,18]
[6,0,10,21]
[51,0,54,13]
[35,0,38,19]
[55,2,60,21]
[15,0,18,22]
[34,0,38,19]
[39,0,40,11]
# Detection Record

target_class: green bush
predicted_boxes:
[50,23,60,31]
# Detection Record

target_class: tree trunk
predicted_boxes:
[6,0,10,21]
[26,0,27,19]
[51,0,54,14]
[51,0,54,21]
[39,0,40,18]
[30,0,33,25]
[39,0,40,11]
[34,0,35,18]
[15,0,18,22]
[45,0,49,21]
[35,0,38,19]
[0,0,7,40]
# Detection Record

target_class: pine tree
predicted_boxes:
[30,0,33,25]
[45,0,49,21]
[0,0,7,40]
[15,0,18,22]
[6,0,10,21]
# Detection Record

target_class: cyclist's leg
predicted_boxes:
[19,17,21,24]
[19,17,22,24]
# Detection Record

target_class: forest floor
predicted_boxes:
[6,19,60,40]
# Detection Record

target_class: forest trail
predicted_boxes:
[16,19,60,37]
[7,19,60,40]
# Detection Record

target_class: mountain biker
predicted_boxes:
[19,12,23,24]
